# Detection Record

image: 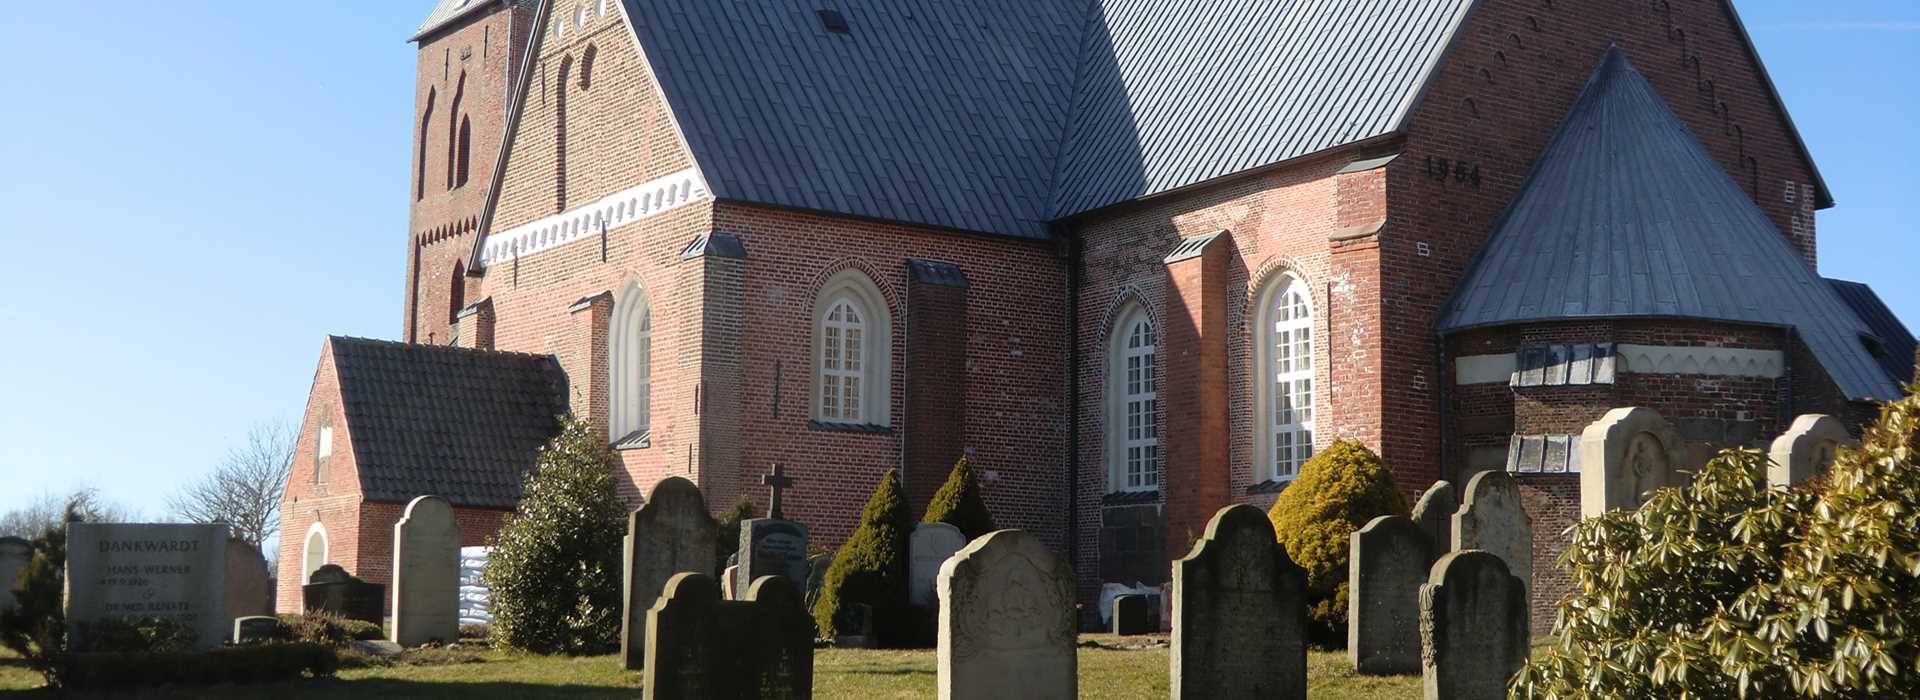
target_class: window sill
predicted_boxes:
[611,430,651,451]
[1101,490,1160,506]
[807,420,892,434]
[1245,479,1292,495]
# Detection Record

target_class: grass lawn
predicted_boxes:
[0,636,1423,698]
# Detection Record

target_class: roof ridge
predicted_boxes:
[328,335,559,362]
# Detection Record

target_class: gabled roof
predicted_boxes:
[1437,47,1896,401]
[1049,0,1475,218]
[412,0,495,42]
[330,336,568,508]
[1826,278,1916,386]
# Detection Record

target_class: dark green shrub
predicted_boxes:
[69,616,197,653]
[1514,388,1920,699]
[813,469,912,645]
[277,611,381,645]
[64,643,337,690]
[715,493,756,570]
[482,414,627,654]
[1265,440,1407,648]
[0,499,91,687]
[921,456,996,540]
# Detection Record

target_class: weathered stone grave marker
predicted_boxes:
[938,529,1076,700]
[304,564,384,623]
[1410,481,1457,558]
[738,465,809,600]
[804,552,833,610]
[0,536,31,614]
[225,537,271,626]
[1768,414,1856,487]
[1170,504,1306,700]
[66,523,229,649]
[1450,470,1532,598]
[1579,407,1685,517]
[1111,593,1156,635]
[233,615,281,645]
[621,476,720,670]
[1349,515,1431,675]
[909,522,965,607]
[392,495,461,646]
[1420,551,1529,700]
[642,572,814,700]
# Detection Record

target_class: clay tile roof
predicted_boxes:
[329,336,568,508]
[1437,47,1896,402]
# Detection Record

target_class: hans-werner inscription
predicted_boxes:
[66,523,228,650]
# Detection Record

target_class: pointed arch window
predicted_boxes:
[611,281,652,444]
[448,262,466,323]
[812,270,891,427]
[1254,274,1316,483]
[455,117,472,188]
[1107,302,1158,492]
[446,73,465,190]
[416,88,435,201]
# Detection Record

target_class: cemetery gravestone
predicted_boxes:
[1419,551,1529,700]
[738,466,809,600]
[233,615,281,645]
[1170,504,1307,700]
[303,564,384,623]
[66,523,229,650]
[1579,407,1686,517]
[1410,481,1457,558]
[621,476,720,670]
[1768,414,1856,488]
[909,522,965,607]
[804,552,833,610]
[224,537,271,625]
[392,495,461,647]
[0,536,31,613]
[938,529,1076,700]
[721,565,739,600]
[1450,470,1532,597]
[1349,515,1432,675]
[642,572,813,700]
[1111,593,1156,635]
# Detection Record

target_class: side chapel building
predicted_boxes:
[278,0,1916,621]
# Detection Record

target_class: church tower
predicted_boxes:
[403,0,533,345]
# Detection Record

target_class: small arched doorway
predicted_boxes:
[301,522,329,583]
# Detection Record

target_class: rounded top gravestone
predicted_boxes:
[937,529,1076,700]
[1768,414,1856,488]
[392,495,461,647]
[1449,470,1532,597]
[622,476,720,670]
[1579,406,1685,517]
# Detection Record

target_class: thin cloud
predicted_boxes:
[1760,20,1920,31]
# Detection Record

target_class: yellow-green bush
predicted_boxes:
[921,457,996,540]
[1266,440,1407,647]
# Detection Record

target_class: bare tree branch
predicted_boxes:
[0,487,137,539]
[167,422,295,550]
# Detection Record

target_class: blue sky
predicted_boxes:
[0,1,1915,520]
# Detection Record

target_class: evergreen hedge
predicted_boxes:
[921,457,996,540]
[1265,440,1407,648]
[482,415,628,654]
[812,469,912,644]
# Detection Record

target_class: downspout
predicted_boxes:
[1061,225,1083,573]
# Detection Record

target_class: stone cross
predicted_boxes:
[763,464,797,519]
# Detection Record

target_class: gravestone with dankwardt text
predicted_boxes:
[641,572,814,700]
[938,529,1077,700]
[1450,470,1532,598]
[1420,551,1529,700]
[391,495,461,646]
[65,523,229,650]
[909,522,965,607]
[0,537,31,614]
[1768,414,1856,488]
[621,476,719,670]
[1170,504,1307,700]
[1349,515,1431,675]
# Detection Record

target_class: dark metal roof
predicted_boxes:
[621,0,1088,240]
[1437,47,1896,402]
[1049,0,1476,218]
[1826,279,1916,386]
[412,0,495,42]
[330,336,569,508]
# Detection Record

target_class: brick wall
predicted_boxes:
[277,341,362,612]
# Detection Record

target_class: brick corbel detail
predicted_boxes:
[453,297,495,351]
[903,259,969,515]
[1161,234,1232,557]
[566,292,613,444]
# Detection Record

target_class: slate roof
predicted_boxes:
[329,336,569,508]
[412,0,493,41]
[1436,47,1897,402]
[1049,0,1476,218]
[1826,278,1917,386]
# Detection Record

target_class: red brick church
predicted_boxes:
[277,0,1914,617]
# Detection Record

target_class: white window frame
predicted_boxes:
[1253,273,1317,483]
[1106,302,1159,493]
[302,522,329,584]
[812,270,891,426]
[610,280,652,442]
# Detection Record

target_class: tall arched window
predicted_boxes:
[446,73,465,190]
[554,55,572,213]
[610,281,652,443]
[302,522,329,584]
[448,261,466,323]
[455,117,472,187]
[1107,302,1158,492]
[812,270,891,426]
[1254,273,1315,482]
[416,88,435,201]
